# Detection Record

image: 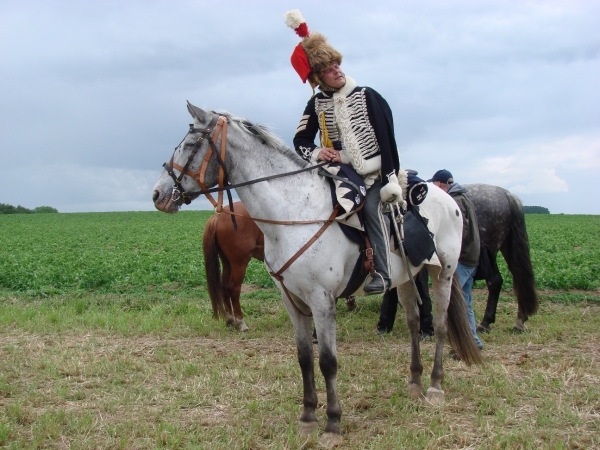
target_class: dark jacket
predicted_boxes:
[448,183,480,267]
[293,76,399,188]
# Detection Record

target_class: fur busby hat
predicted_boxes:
[284,9,343,88]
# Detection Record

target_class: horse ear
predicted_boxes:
[186,101,208,122]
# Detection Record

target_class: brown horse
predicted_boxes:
[202,202,264,331]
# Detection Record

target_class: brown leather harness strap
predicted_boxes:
[170,116,237,219]
[217,117,227,211]
[198,116,228,211]
[218,206,340,226]
[363,235,376,273]
[266,205,340,318]
[168,115,225,209]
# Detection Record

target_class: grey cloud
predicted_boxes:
[1,0,598,213]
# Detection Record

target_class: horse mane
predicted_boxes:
[213,111,309,168]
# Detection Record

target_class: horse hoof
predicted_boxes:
[239,320,249,332]
[299,420,318,435]
[408,383,423,399]
[425,387,445,406]
[346,296,357,311]
[512,318,527,333]
[319,432,342,448]
[477,323,491,333]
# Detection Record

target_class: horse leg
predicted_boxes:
[228,262,250,331]
[397,281,424,400]
[279,292,319,436]
[311,291,342,448]
[477,256,503,333]
[513,297,529,333]
[220,258,236,327]
[501,247,529,333]
[426,265,451,406]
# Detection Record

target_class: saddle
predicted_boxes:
[320,164,436,298]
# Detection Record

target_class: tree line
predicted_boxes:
[0,203,58,214]
[523,206,550,214]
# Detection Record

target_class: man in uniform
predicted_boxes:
[285,9,405,295]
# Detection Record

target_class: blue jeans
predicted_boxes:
[456,262,484,350]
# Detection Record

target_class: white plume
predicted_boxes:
[284,9,305,30]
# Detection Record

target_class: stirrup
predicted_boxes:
[364,272,389,295]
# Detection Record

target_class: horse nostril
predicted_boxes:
[152,190,160,202]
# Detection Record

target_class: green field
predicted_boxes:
[1,212,598,295]
[1,212,599,448]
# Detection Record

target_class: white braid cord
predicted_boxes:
[334,95,365,173]
[334,89,380,175]
[397,169,409,203]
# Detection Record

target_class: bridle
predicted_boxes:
[162,113,344,317]
[163,115,231,211]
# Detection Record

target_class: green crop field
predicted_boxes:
[1,212,598,295]
[1,212,599,448]
[0,211,271,295]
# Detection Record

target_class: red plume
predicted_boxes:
[294,22,309,38]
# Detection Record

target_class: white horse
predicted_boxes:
[153,103,482,448]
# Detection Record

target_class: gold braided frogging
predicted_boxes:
[319,111,334,149]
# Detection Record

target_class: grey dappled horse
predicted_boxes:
[153,103,482,447]
[465,184,539,332]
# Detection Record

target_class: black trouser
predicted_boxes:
[364,180,391,282]
[376,267,432,333]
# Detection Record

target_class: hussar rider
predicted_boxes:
[285,10,405,295]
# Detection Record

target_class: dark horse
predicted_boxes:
[202,202,264,332]
[465,184,539,332]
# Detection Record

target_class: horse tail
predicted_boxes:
[504,192,539,317]
[446,273,483,365]
[202,214,227,320]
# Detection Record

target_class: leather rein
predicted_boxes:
[163,114,341,317]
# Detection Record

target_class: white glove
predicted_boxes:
[380,173,403,203]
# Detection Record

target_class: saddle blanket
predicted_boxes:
[320,163,441,284]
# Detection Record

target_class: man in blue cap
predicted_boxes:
[429,169,484,350]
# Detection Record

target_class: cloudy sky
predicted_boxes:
[1,0,598,214]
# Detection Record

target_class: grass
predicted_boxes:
[1,211,598,447]
[1,287,599,449]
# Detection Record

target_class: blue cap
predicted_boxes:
[428,169,454,184]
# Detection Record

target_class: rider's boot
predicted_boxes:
[364,271,390,295]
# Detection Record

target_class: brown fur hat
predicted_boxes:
[285,10,343,88]
[301,32,343,86]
